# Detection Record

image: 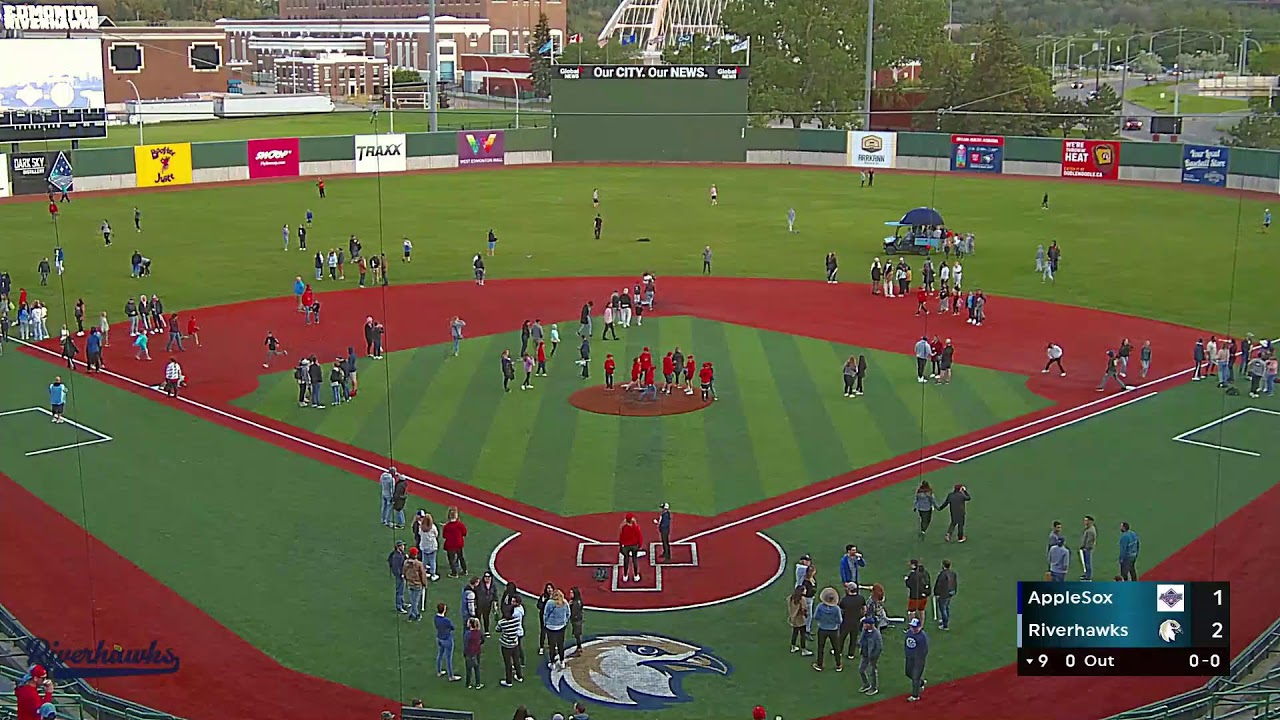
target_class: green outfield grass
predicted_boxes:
[4,347,1275,719]
[1124,82,1249,115]
[17,109,548,151]
[0,166,1268,335]
[235,318,1050,516]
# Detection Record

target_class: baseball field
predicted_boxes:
[0,143,1275,720]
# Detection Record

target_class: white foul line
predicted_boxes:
[1172,407,1255,441]
[1170,405,1279,458]
[941,391,1158,464]
[11,338,601,544]
[679,368,1194,544]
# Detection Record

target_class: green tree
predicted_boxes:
[1131,52,1161,75]
[1081,83,1121,138]
[953,8,1054,136]
[1047,95,1087,136]
[529,12,553,98]
[1227,97,1280,150]
[1247,45,1280,76]
[659,33,737,65]
[391,69,422,85]
[722,0,947,128]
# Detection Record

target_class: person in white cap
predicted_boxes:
[655,503,672,562]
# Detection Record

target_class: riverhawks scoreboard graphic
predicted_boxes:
[1017,582,1230,676]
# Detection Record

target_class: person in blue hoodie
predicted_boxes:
[1118,522,1140,581]
[904,618,929,701]
[434,602,461,681]
[839,545,866,587]
[1048,537,1070,582]
[857,617,883,695]
[293,276,306,312]
[811,587,844,672]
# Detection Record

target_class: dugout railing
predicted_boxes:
[1109,617,1280,720]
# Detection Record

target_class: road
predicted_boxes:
[1054,74,1246,145]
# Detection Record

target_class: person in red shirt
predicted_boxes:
[301,285,315,326]
[618,512,645,582]
[604,353,616,389]
[15,665,53,720]
[535,340,547,376]
[316,178,326,198]
[684,355,697,395]
[442,507,468,578]
[626,356,641,390]
[639,346,653,372]
[916,287,929,316]
[929,335,944,378]
[186,315,201,347]
[661,352,675,394]
[640,364,658,400]
[48,202,58,222]
[699,362,715,402]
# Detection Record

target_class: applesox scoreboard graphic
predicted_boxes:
[1017,582,1230,676]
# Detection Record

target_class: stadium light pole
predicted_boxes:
[500,67,520,129]
[862,0,874,130]
[125,79,143,146]
[428,0,439,133]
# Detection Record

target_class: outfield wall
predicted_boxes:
[7,126,1280,198]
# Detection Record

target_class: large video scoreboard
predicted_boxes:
[1018,582,1230,676]
[0,5,108,143]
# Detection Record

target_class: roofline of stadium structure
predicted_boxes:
[596,0,726,58]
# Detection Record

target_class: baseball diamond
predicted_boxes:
[0,130,1276,720]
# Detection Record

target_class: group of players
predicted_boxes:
[609,345,717,402]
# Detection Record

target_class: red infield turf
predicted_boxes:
[4,276,1268,720]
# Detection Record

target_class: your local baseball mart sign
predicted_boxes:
[0,3,100,30]
[353,134,406,174]
[847,131,897,169]
[1181,144,1229,187]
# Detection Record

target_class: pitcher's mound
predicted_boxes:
[569,385,711,417]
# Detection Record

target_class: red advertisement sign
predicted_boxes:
[247,138,300,179]
[1061,139,1119,180]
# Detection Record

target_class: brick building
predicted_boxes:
[221,0,565,84]
[275,53,387,97]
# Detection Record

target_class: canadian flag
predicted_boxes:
[569,33,582,44]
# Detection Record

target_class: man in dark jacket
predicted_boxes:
[938,484,970,543]
[837,583,867,660]
[655,503,672,561]
[904,559,931,626]
[904,618,929,702]
[307,355,324,407]
[388,540,408,613]
[933,560,957,630]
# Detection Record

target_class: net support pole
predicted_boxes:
[862,0,874,130]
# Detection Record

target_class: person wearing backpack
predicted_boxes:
[391,473,408,529]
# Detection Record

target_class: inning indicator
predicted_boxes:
[1017,582,1229,676]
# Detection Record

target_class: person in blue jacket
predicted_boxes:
[904,618,929,702]
[839,545,866,586]
[1118,522,1140,581]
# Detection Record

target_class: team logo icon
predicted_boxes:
[861,134,884,153]
[1158,619,1183,643]
[1157,584,1185,612]
[465,133,499,155]
[1093,144,1114,167]
[542,634,730,710]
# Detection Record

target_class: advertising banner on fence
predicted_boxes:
[457,130,506,167]
[134,143,192,188]
[247,137,300,179]
[1181,144,1229,187]
[1061,139,1119,180]
[8,151,72,195]
[0,154,8,198]
[847,131,897,168]
[353,133,407,174]
[951,135,1004,173]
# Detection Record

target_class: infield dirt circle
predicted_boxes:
[569,384,711,416]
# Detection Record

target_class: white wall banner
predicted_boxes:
[353,133,407,174]
[847,131,898,169]
[0,154,10,198]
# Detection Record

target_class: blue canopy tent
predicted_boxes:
[882,207,946,255]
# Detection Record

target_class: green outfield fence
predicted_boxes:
[9,127,1277,197]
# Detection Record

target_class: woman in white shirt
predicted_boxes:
[34,302,49,341]
[418,512,440,581]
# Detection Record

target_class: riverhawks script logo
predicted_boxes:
[542,634,730,710]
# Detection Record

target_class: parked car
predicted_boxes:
[1144,74,1157,82]
[1070,80,1084,89]
[1123,118,1143,131]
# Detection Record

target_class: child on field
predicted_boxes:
[521,354,534,390]
[134,331,151,360]
[604,354,616,389]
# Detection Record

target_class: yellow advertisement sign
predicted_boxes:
[134,143,193,188]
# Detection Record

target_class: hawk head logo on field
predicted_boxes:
[543,634,730,710]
